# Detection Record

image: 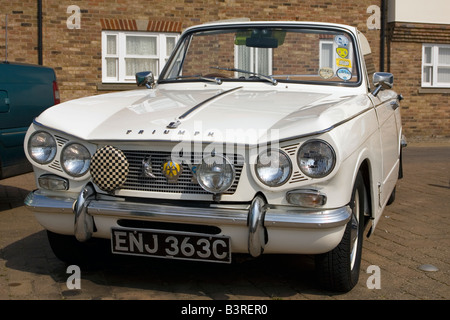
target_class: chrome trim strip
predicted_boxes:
[278,106,373,144]
[24,190,74,212]
[25,191,351,229]
[88,199,250,225]
[177,86,242,120]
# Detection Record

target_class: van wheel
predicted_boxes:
[315,172,366,292]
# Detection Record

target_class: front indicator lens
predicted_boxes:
[38,175,69,191]
[298,140,335,178]
[197,154,235,194]
[286,189,327,207]
[28,131,57,164]
[255,149,292,187]
[61,143,91,177]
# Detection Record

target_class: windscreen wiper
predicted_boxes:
[211,66,278,85]
[165,74,222,85]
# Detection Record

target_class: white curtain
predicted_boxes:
[236,46,270,76]
[106,35,117,78]
[437,47,450,83]
[126,58,158,77]
[126,36,157,76]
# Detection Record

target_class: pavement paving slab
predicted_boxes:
[0,144,449,302]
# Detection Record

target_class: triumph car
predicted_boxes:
[24,21,405,292]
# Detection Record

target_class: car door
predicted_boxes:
[371,89,400,207]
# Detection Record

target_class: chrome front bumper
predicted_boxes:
[25,184,352,257]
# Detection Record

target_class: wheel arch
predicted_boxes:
[357,159,373,228]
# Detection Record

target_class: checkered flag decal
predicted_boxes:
[90,145,129,192]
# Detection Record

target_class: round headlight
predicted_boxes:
[298,140,335,178]
[28,131,57,164]
[255,149,292,187]
[197,154,235,194]
[61,143,91,177]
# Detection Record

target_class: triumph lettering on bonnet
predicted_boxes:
[125,129,216,137]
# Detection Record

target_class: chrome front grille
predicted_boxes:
[120,150,244,195]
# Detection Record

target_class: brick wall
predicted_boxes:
[17,1,450,139]
[388,22,450,141]
[2,0,382,101]
[0,0,39,64]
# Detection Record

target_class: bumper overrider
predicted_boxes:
[25,183,352,258]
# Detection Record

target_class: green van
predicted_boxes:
[0,62,60,179]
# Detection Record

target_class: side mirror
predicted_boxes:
[136,71,155,89]
[372,72,394,96]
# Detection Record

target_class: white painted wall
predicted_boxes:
[388,0,450,24]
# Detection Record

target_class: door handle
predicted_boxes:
[390,101,399,110]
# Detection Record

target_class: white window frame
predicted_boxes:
[422,43,450,88]
[319,40,336,70]
[101,31,179,83]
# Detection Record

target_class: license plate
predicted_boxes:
[111,228,231,264]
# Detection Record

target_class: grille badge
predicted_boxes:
[140,156,156,178]
[162,160,183,183]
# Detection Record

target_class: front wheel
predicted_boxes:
[46,231,109,266]
[315,172,366,292]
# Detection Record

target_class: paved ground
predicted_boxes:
[0,143,449,302]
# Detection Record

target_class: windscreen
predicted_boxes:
[160,26,359,85]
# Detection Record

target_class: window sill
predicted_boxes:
[419,87,450,94]
[97,83,144,91]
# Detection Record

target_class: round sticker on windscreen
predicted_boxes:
[334,35,349,48]
[319,67,334,79]
[336,47,348,58]
[337,68,352,81]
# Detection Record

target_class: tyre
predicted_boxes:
[315,172,366,292]
[46,230,108,266]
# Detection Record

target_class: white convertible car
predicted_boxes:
[24,21,405,292]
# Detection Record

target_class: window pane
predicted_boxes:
[106,58,117,78]
[437,67,450,83]
[126,36,157,55]
[107,35,117,55]
[166,37,176,56]
[438,47,450,65]
[423,46,432,64]
[423,66,432,84]
[125,58,158,76]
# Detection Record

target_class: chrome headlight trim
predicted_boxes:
[196,154,236,194]
[28,131,57,164]
[255,149,292,187]
[61,143,91,177]
[297,139,336,178]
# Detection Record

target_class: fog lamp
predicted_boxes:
[196,154,235,194]
[286,189,327,207]
[38,175,69,191]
